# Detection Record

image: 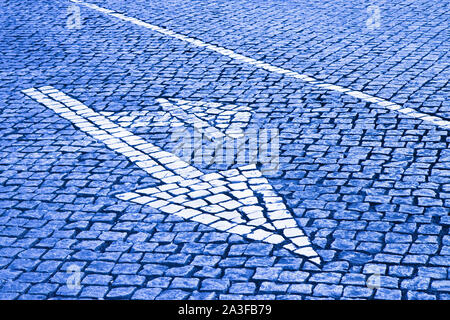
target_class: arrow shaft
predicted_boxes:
[22,86,203,183]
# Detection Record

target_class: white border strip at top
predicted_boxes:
[70,0,450,130]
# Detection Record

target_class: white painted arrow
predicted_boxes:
[22,86,320,264]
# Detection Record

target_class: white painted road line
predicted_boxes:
[22,86,321,264]
[70,0,450,130]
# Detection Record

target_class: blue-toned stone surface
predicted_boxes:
[0,0,448,300]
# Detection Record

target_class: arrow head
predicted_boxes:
[117,163,321,265]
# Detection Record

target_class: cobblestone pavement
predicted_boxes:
[0,0,449,300]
